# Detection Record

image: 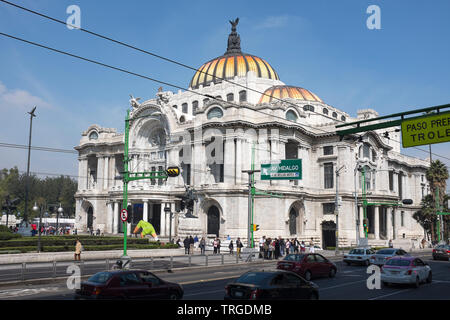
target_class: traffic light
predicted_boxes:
[166,166,180,177]
[363,218,369,233]
[252,224,259,231]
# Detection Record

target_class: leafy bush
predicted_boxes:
[0,236,148,248]
[0,225,12,233]
[0,232,22,240]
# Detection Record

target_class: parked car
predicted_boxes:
[276,253,337,281]
[369,248,409,266]
[381,256,432,288]
[224,270,319,300]
[432,244,450,261]
[343,248,376,266]
[74,270,183,300]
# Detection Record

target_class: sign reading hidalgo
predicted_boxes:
[401,112,450,148]
[261,159,302,180]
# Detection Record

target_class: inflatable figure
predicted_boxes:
[133,220,158,241]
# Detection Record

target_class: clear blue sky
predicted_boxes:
[0,0,449,185]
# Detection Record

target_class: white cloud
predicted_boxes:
[0,81,53,112]
[254,15,291,30]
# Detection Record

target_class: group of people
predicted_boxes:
[259,236,315,260]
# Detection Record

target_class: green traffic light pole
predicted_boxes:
[121,110,169,259]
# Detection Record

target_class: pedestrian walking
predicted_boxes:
[213,238,218,254]
[300,241,306,253]
[285,239,291,255]
[217,238,221,254]
[189,235,195,254]
[294,238,300,253]
[274,239,280,259]
[74,238,82,261]
[259,236,265,259]
[228,240,234,255]
[280,237,285,257]
[183,236,190,254]
[236,237,243,259]
[200,237,206,255]
[309,238,315,253]
[388,239,393,248]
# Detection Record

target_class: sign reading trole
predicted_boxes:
[261,159,302,180]
[401,111,450,148]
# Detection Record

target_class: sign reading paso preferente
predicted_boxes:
[261,159,302,180]
[401,111,450,148]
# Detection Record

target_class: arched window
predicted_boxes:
[332,112,337,118]
[286,110,298,122]
[179,116,185,123]
[359,143,371,159]
[303,105,314,112]
[89,131,98,140]
[203,98,210,106]
[192,101,198,115]
[239,90,247,102]
[207,107,224,119]
[226,93,234,102]
[172,105,177,109]
[323,108,328,115]
[341,115,346,122]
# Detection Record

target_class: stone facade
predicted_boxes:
[74,24,430,248]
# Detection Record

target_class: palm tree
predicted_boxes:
[425,160,449,242]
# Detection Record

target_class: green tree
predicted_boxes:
[413,195,436,241]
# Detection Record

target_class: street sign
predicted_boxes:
[120,209,128,222]
[166,166,180,177]
[401,111,450,148]
[261,159,302,180]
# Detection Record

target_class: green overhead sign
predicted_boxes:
[261,159,302,180]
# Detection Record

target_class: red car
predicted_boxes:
[277,253,337,281]
[74,270,183,300]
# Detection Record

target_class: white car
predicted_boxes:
[381,256,432,288]
[343,248,376,266]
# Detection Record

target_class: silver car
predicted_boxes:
[369,248,409,266]
[343,248,376,266]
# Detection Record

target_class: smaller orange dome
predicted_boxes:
[259,85,322,104]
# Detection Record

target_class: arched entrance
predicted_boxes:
[87,207,94,230]
[289,208,299,235]
[207,206,220,237]
[322,221,336,249]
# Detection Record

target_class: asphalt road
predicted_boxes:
[0,253,449,300]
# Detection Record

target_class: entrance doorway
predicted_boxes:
[87,207,93,230]
[289,208,298,235]
[322,221,336,249]
[150,203,161,234]
[207,206,220,237]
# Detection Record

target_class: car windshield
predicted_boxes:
[377,249,395,255]
[88,272,113,284]
[385,259,411,266]
[236,272,272,285]
[349,249,364,254]
[283,254,304,262]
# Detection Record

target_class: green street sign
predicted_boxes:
[261,159,302,180]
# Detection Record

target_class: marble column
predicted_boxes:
[103,156,109,190]
[113,202,119,234]
[110,156,116,187]
[97,156,104,191]
[235,137,243,185]
[374,206,380,240]
[106,202,113,234]
[143,200,149,222]
[258,131,270,187]
[224,136,235,185]
[392,208,397,240]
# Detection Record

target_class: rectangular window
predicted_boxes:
[363,144,370,159]
[398,173,403,199]
[192,101,198,115]
[158,166,163,185]
[151,166,156,185]
[389,171,394,191]
[182,103,188,114]
[239,90,247,102]
[323,146,333,156]
[401,211,404,227]
[323,203,335,215]
[324,163,334,189]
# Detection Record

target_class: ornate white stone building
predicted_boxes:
[74,20,430,247]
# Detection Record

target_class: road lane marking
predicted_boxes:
[180,275,239,285]
[320,279,367,291]
[184,289,224,297]
[369,289,414,300]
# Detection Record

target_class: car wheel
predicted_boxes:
[414,277,420,288]
[426,272,432,284]
[168,292,180,300]
[329,268,336,278]
[305,271,312,281]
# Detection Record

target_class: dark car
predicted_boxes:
[432,244,450,261]
[224,270,319,300]
[74,270,183,300]
[276,253,337,281]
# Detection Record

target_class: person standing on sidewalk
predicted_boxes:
[309,238,315,253]
[236,237,243,259]
[228,240,234,255]
[200,237,206,255]
[217,238,221,254]
[183,236,190,254]
[189,235,195,254]
[285,239,291,255]
[74,238,82,261]
[259,236,265,258]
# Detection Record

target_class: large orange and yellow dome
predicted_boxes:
[258,85,323,104]
[190,53,279,89]
[189,18,279,89]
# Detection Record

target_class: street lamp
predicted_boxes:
[164,203,173,243]
[32,202,43,253]
[56,204,64,234]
